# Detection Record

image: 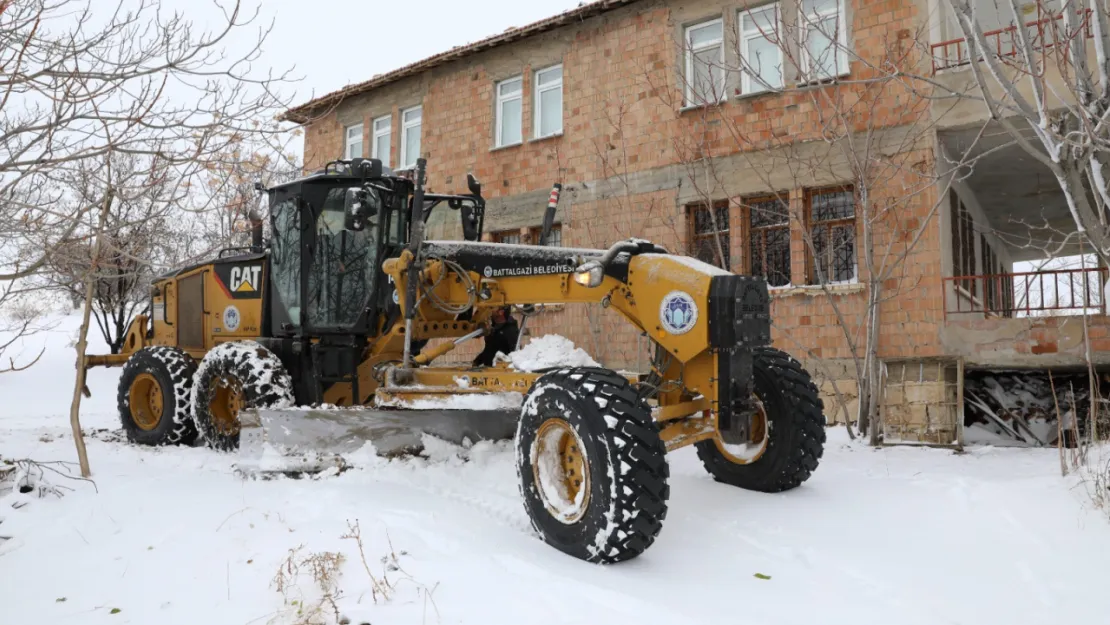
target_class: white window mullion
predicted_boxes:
[372,115,391,168]
[344,123,363,160]
[800,0,848,81]
[740,4,783,95]
[685,18,725,106]
[534,65,563,138]
[400,106,422,169]
[495,76,523,147]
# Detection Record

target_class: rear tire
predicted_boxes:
[695,347,826,492]
[516,367,669,563]
[116,346,199,446]
[190,341,294,451]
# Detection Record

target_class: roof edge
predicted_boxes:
[279,0,640,124]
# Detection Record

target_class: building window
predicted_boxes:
[534,65,563,138]
[344,123,363,159]
[740,4,783,94]
[800,0,848,81]
[529,224,562,246]
[807,187,856,284]
[496,76,523,147]
[685,19,725,106]
[980,233,1013,315]
[688,201,730,269]
[400,106,422,170]
[746,195,791,286]
[950,189,976,296]
[492,229,522,245]
[372,115,391,168]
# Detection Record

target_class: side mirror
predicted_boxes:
[467,173,482,197]
[344,187,380,231]
[349,158,383,179]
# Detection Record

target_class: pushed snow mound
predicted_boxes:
[507,335,600,372]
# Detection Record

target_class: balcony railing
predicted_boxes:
[944,266,1108,318]
[931,10,1093,73]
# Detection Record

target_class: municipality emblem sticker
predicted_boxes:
[659,291,698,335]
[222,305,241,332]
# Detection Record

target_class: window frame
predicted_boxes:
[399,105,422,170]
[806,186,857,285]
[344,123,364,160]
[491,229,523,245]
[528,224,563,246]
[533,64,564,139]
[688,200,731,270]
[798,0,849,82]
[371,115,392,168]
[684,18,727,107]
[739,4,784,95]
[744,194,791,286]
[495,76,524,148]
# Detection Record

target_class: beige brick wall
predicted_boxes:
[300,0,949,378]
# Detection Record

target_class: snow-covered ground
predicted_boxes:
[2,315,1110,625]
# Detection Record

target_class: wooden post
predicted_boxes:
[68,188,115,478]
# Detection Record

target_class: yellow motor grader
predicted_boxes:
[86,157,826,563]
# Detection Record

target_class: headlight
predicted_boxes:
[573,261,604,288]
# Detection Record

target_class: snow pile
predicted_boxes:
[508,335,599,372]
[385,391,524,411]
[6,313,1110,625]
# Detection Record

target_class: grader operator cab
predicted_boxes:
[87,157,826,563]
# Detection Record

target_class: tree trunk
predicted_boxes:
[68,189,115,478]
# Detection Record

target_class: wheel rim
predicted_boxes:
[715,396,770,464]
[128,373,164,431]
[209,375,244,436]
[532,418,591,524]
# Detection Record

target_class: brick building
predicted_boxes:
[281,0,1109,443]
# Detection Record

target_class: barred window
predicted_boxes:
[807,187,856,284]
[688,201,730,269]
[492,230,521,245]
[529,224,562,246]
[745,195,791,286]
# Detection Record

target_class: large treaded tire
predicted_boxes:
[190,341,294,452]
[695,347,826,492]
[516,367,670,564]
[116,346,199,446]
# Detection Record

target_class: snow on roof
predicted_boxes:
[279,0,641,124]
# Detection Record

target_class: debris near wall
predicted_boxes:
[963,370,1110,446]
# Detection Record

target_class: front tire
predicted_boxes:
[695,347,826,492]
[191,341,294,451]
[116,346,199,446]
[516,367,669,564]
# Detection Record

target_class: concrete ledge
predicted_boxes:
[770,282,866,298]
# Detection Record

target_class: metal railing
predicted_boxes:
[931,10,1093,73]
[944,266,1108,317]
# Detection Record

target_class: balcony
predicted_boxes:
[931,9,1093,73]
[944,266,1108,319]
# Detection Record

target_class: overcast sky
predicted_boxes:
[250,0,585,114]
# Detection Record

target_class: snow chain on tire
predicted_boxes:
[116,346,200,446]
[696,346,826,492]
[516,367,670,564]
[191,341,294,451]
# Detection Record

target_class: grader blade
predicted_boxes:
[237,403,520,473]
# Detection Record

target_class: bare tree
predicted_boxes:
[0,0,295,473]
[945,0,1110,266]
[0,0,294,371]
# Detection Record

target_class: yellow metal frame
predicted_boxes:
[93,247,734,454]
